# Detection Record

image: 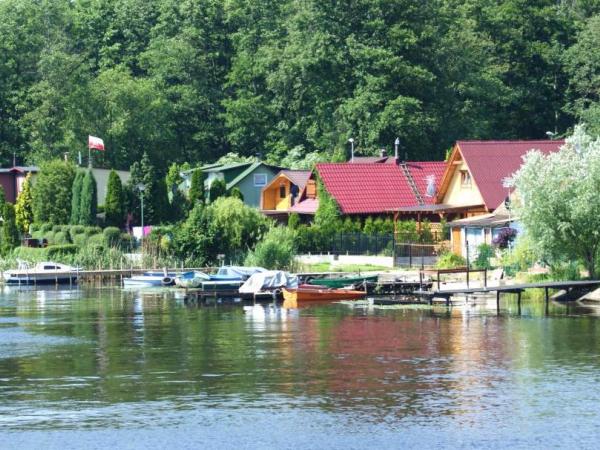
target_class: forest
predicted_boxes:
[1,0,600,171]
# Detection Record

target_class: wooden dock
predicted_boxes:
[414,280,600,313]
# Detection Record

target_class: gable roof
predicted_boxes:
[315,162,443,214]
[439,140,565,210]
[280,170,312,190]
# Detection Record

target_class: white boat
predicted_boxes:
[2,261,80,285]
[123,270,176,288]
[174,271,210,289]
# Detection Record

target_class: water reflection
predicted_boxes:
[0,287,600,446]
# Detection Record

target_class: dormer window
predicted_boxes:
[460,170,472,188]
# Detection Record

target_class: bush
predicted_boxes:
[72,233,88,248]
[88,233,105,249]
[29,223,39,233]
[473,244,495,269]
[436,251,467,269]
[84,226,102,237]
[245,226,297,270]
[103,227,122,247]
[69,225,85,241]
[120,233,135,251]
[52,231,71,245]
[40,223,52,233]
[46,244,78,259]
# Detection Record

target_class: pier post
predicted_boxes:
[545,287,550,315]
[517,290,522,315]
[496,290,500,314]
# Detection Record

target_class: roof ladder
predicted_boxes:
[400,163,425,206]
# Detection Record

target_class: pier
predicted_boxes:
[414,280,600,313]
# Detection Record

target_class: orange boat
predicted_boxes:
[282,286,366,302]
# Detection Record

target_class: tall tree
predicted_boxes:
[15,173,34,233]
[188,168,205,205]
[79,169,98,225]
[1,203,19,255]
[105,170,125,227]
[70,171,84,225]
[32,159,76,224]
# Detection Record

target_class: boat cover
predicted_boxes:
[239,270,299,294]
[216,266,266,279]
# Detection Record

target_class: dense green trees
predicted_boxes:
[188,169,205,205]
[1,0,600,168]
[128,152,169,225]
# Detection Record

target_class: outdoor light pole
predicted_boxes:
[348,138,355,162]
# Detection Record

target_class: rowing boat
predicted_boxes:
[308,275,378,288]
[282,286,366,302]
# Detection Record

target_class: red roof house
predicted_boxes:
[315,161,446,215]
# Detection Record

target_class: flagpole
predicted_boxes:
[88,145,92,168]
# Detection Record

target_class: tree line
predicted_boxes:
[2,0,600,171]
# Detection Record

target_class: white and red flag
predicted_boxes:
[88,135,105,151]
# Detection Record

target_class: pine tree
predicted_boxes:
[208,178,227,203]
[15,173,34,233]
[2,203,19,255]
[105,170,124,227]
[79,169,98,225]
[70,170,84,225]
[188,169,205,205]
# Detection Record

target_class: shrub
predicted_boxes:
[29,223,40,233]
[88,233,105,249]
[46,244,78,259]
[52,231,71,245]
[492,227,518,249]
[103,227,122,247]
[40,223,53,233]
[72,233,89,248]
[245,226,297,270]
[84,226,102,237]
[120,233,135,251]
[288,213,301,230]
[436,251,467,269]
[473,243,495,269]
[105,170,125,227]
[69,225,85,241]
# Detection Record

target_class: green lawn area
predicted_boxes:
[299,262,392,273]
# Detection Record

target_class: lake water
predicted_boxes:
[1,286,600,449]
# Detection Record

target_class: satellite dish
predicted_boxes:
[425,175,436,197]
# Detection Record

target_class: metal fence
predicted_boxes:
[394,243,439,268]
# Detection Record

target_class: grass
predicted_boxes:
[299,262,392,273]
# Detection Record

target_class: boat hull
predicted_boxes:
[4,275,78,285]
[282,287,366,302]
[308,275,378,289]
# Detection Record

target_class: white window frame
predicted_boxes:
[254,173,267,187]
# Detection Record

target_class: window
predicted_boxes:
[460,170,472,188]
[254,173,267,187]
[279,184,286,198]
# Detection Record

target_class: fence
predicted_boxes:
[394,242,439,268]
[300,233,441,267]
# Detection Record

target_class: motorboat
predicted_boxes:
[2,261,80,285]
[239,270,298,295]
[123,270,176,288]
[211,266,265,281]
[174,271,210,289]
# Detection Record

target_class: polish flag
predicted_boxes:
[88,135,105,151]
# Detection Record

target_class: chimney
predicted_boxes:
[394,137,400,165]
[380,148,387,158]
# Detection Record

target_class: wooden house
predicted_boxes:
[260,170,317,220]
[0,166,38,203]
[434,140,564,256]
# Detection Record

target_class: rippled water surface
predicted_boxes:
[1,286,600,449]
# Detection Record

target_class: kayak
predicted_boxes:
[282,287,366,302]
[308,275,378,289]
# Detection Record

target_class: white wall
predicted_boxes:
[296,254,394,268]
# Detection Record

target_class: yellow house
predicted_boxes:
[261,170,317,220]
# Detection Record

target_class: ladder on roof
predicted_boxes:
[400,163,424,206]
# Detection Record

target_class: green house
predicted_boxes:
[183,161,282,208]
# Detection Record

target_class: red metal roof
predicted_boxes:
[315,162,443,214]
[457,140,564,210]
[406,162,447,204]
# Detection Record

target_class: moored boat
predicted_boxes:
[174,271,210,288]
[308,275,378,289]
[2,261,80,285]
[123,271,176,288]
[282,286,366,302]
